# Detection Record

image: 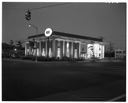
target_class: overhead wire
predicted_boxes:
[29,3,71,11]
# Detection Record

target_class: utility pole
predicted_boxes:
[25,9,38,62]
[25,3,71,62]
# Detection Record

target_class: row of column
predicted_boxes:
[25,39,81,59]
[54,39,80,58]
[25,39,105,59]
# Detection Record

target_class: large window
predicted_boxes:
[87,43,104,59]
[87,44,94,58]
[93,43,100,58]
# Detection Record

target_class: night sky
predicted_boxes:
[2,2,126,50]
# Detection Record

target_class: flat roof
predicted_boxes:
[28,31,103,42]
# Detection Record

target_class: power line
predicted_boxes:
[3,3,72,11]
[29,3,71,11]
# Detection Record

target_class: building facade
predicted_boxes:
[115,49,126,59]
[25,29,105,60]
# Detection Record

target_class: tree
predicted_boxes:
[16,40,22,49]
[9,40,14,46]
[109,42,114,53]
[105,42,115,57]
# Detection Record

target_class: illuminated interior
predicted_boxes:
[42,48,45,56]
[63,41,65,56]
[74,49,77,58]
[37,48,40,56]
[49,48,52,57]
[57,48,61,58]
[66,42,70,57]
[93,43,100,58]
[87,43,104,59]
[101,45,104,59]
[87,44,94,58]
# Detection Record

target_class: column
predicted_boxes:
[34,41,37,56]
[63,40,65,57]
[39,41,41,56]
[48,39,52,57]
[60,40,63,58]
[54,40,57,58]
[101,45,105,59]
[79,42,81,58]
[25,42,27,56]
[37,42,40,56]
[77,42,79,58]
[71,41,73,58]
[66,41,69,57]
[47,38,49,58]
[69,42,72,58]
[73,42,75,58]
[52,39,55,57]
[26,42,29,56]
[29,46,31,55]
[65,41,66,57]
[42,40,46,57]
[45,39,47,57]
[57,40,61,58]
[50,39,53,57]
[41,41,44,56]
[77,43,79,58]
[36,41,39,56]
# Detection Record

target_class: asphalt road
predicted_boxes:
[2,59,126,101]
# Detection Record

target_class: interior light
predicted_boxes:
[74,49,77,58]
[66,42,70,57]
[57,48,61,58]
[42,48,45,56]
[49,48,52,57]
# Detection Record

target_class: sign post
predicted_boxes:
[44,28,53,58]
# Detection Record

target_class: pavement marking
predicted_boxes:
[108,94,126,101]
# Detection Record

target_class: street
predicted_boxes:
[2,59,126,101]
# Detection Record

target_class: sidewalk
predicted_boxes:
[2,58,125,64]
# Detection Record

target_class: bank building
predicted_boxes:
[25,28,105,60]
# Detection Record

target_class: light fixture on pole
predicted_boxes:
[44,28,53,58]
[44,28,53,37]
[28,24,38,62]
[28,24,38,34]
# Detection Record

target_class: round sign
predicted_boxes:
[44,28,53,37]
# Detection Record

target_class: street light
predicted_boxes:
[44,28,53,58]
[28,24,38,34]
[28,24,38,62]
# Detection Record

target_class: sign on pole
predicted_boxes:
[44,28,53,37]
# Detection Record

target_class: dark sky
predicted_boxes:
[2,2,126,50]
